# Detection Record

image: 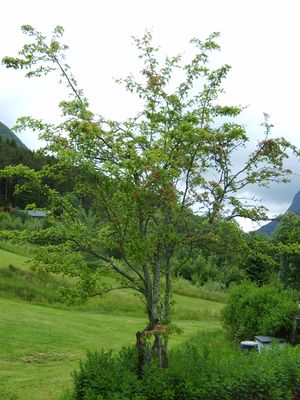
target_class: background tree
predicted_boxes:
[173,218,247,288]
[240,231,279,284]
[0,137,48,208]
[1,25,297,373]
[272,212,300,288]
[0,136,76,209]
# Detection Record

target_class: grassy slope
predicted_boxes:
[0,248,28,269]
[0,247,223,400]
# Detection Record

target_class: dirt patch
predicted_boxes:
[21,352,77,363]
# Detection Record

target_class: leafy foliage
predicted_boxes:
[72,347,140,400]
[66,332,300,400]
[221,281,298,339]
[272,212,300,288]
[240,232,279,284]
[173,219,250,289]
[1,26,298,370]
[0,136,67,209]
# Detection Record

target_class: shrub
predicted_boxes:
[72,347,141,400]
[221,281,298,340]
[66,333,300,400]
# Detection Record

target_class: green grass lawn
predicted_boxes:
[0,298,221,400]
[0,246,223,399]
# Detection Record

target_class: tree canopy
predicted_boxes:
[1,25,298,372]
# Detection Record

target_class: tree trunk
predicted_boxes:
[5,178,8,201]
[162,336,168,368]
[136,330,147,378]
[136,318,158,377]
[136,324,168,376]
[136,251,170,375]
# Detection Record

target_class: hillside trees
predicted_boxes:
[272,212,300,288]
[0,137,50,208]
[0,136,76,209]
[1,25,298,372]
[173,218,247,288]
[240,232,279,284]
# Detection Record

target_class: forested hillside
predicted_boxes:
[0,122,73,208]
[0,121,27,148]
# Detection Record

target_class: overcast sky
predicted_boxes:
[1,0,300,230]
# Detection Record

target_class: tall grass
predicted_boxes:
[0,265,69,304]
[172,276,226,302]
[0,240,36,258]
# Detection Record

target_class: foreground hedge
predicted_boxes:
[62,333,300,400]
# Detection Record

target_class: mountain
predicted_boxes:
[0,121,27,149]
[258,190,300,235]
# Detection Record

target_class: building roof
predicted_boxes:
[27,210,47,218]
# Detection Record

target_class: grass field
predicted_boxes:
[0,246,223,400]
[0,248,29,269]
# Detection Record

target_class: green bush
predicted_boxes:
[66,333,300,400]
[72,347,141,400]
[221,281,298,340]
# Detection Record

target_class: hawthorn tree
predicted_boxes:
[1,25,297,373]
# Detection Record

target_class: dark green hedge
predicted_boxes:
[62,332,300,400]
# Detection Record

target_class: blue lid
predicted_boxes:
[255,336,286,343]
[255,336,273,343]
